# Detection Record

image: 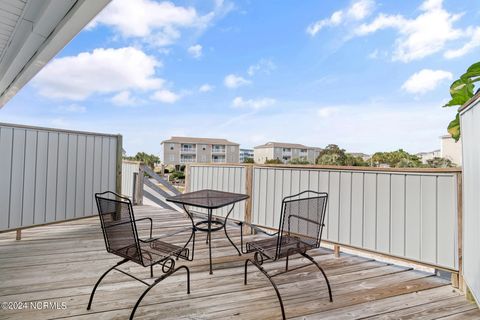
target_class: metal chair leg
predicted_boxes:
[244,259,286,320]
[130,265,190,320]
[87,259,128,310]
[300,252,333,302]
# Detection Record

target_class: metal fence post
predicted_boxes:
[185,164,191,193]
[244,165,253,234]
[115,134,123,195]
[136,164,144,205]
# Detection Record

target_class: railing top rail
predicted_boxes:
[122,160,143,165]
[187,163,462,174]
[0,122,119,138]
[143,165,181,196]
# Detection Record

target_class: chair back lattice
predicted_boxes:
[95,191,143,265]
[276,190,328,258]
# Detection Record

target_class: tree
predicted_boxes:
[369,149,422,168]
[124,152,159,169]
[243,158,254,163]
[315,144,366,166]
[265,158,283,164]
[289,157,310,165]
[426,157,456,168]
[169,170,185,181]
[344,154,367,166]
[316,144,347,165]
[443,61,480,141]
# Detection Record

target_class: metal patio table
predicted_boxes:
[166,189,249,274]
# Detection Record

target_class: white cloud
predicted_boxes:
[347,0,375,20]
[368,49,379,59]
[355,0,463,62]
[111,91,139,106]
[224,74,251,88]
[247,59,276,76]
[401,69,453,94]
[199,84,214,92]
[232,96,276,109]
[367,49,388,59]
[444,26,480,59]
[33,47,163,100]
[57,104,86,113]
[307,0,374,36]
[188,44,203,58]
[90,0,232,47]
[317,107,339,118]
[307,11,344,36]
[151,89,180,103]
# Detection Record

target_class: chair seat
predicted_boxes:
[116,240,189,267]
[246,235,317,260]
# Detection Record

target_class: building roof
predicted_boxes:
[254,142,312,149]
[0,0,110,108]
[417,150,440,156]
[459,90,480,113]
[348,152,371,158]
[161,136,239,146]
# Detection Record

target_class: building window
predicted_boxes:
[169,155,175,162]
[300,149,307,153]
[202,145,206,150]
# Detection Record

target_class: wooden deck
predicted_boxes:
[0,205,478,320]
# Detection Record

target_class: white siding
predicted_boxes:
[460,100,480,304]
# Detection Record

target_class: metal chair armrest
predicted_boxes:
[139,237,158,243]
[155,226,196,239]
[236,221,279,255]
[236,221,279,236]
[135,217,153,239]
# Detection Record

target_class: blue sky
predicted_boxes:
[1,0,479,156]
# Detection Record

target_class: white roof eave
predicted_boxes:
[0,0,111,108]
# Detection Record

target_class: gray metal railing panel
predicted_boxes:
[251,167,459,271]
[189,165,246,221]
[187,163,460,271]
[0,123,119,231]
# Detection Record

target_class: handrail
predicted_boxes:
[187,162,462,174]
[143,166,181,196]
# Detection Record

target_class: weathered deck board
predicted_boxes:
[0,205,477,320]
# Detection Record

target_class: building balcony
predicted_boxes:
[180,148,196,153]
[180,157,196,163]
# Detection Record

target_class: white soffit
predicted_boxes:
[0,0,111,108]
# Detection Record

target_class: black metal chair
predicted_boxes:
[87,191,193,320]
[238,190,332,320]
